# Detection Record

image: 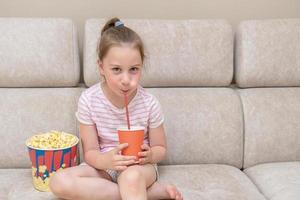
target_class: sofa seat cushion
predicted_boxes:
[3,165,267,200]
[0,169,27,200]
[158,164,266,200]
[0,169,57,200]
[244,162,300,200]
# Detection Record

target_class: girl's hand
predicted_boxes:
[104,143,137,171]
[138,144,153,165]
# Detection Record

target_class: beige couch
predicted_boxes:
[0,18,299,200]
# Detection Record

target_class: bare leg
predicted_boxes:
[117,164,183,200]
[118,164,156,200]
[49,165,121,200]
[50,164,183,200]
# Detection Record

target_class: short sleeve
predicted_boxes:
[75,92,94,125]
[149,96,164,129]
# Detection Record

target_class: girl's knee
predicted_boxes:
[118,167,144,186]
[49,171,74,197]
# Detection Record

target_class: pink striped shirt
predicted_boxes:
[76,83,164,153]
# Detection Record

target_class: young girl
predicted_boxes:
[49,17,183,200]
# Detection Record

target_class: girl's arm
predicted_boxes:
[80,123,105,169]
[148,124,167,164]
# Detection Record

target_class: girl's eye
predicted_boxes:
[112,68,121,73]
[130,67,139,72]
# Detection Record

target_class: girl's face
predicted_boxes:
[98,44,143,99]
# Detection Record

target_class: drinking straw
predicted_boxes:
[124,93,131,130]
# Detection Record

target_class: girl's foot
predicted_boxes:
[147,181,183,200]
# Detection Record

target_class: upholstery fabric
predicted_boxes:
[0,88,83,168]
[84,19,233,87]
[244,162,300,200]
[238,88,300,168]
[0,169,27,200]
[2,17,300,200]
[147,88,244,168]
[158,164,266,200]
[0,18,80,87]
[1,169,58,200]
[2,165,267,200]
[235,19,300,87]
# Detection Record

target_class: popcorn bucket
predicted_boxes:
[25,131,79,192]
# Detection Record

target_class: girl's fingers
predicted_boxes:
[114,155,137,161]
[116,159,136,166]
[138,151,147,157]
[115,165,127,171]
[141,144,150,150]
[114,143,128,153]
[123,155,137,161]
[139,158,147,164]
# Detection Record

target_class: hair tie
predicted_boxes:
[114,20,124,27]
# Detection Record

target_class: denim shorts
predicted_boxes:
[80,162,159,183]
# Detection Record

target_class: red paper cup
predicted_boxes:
[25,132,79,192]
[117,126,144,158]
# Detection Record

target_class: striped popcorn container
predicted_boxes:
[25,131,79,192]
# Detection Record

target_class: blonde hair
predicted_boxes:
[97,17,145,62]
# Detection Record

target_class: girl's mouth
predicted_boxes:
[122,89,130,94]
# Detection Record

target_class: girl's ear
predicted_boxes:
[98,60,104,75]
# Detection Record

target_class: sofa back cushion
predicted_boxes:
[84,19,233,87]
[235,19,300,168]
[239,88,300,168]
[0,18,80,87]
[0,88,83,168]
[149,88,244,168]
[235,19,300,88]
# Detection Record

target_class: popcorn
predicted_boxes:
[26,130,79,192]
[27,130,78,149]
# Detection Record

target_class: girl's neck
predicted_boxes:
[101,82,137,109]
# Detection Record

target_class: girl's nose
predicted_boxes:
[121,73,130,86]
